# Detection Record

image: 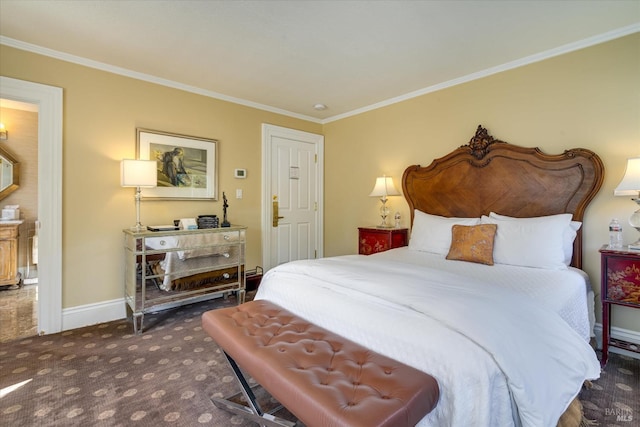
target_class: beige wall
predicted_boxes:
[0,44,321,308]
[324,33,640,331]
[1,33,638,333]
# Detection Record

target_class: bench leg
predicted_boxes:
[212,351,299,427]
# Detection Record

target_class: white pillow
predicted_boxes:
[481,213,572,269]
[489,212,581,266]
[409,210,480,255]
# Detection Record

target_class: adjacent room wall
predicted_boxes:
[323,32,640,333]
[0,107,38,275]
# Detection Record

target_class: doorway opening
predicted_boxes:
[0,76,63,338]
[0,99,39,341]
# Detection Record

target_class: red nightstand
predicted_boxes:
[358,227,408,255]
[599,245,640,367]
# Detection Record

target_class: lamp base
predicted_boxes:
[629,201,640,251]
[377,197,391,228]
[628,205,640,250]
[131,187,146,233]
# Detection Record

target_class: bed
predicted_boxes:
[254,125,604,427]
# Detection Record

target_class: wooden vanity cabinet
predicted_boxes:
[0,222,22,287]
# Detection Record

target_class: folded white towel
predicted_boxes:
[32,235,38,265]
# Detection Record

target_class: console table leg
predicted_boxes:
[133,312,144,335]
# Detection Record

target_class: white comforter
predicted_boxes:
[255,251,601,427]
[378,248,596,341]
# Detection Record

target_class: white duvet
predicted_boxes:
[255,250,601,427]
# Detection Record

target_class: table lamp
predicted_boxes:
[121,159,157,232]
[614,157,640,250]
[369,175,400,228]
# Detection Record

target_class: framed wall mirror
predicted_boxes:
[0,146,19,200]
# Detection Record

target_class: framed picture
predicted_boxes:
[136,128,218,200]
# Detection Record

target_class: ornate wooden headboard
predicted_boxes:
[402,125,604,269]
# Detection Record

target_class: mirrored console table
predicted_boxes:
[124,226,246,333]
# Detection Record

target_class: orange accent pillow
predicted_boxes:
[446,224,497,265]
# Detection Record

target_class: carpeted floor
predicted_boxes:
[0,294,276,426]
[1,294,638,426]
[580,350,639,425]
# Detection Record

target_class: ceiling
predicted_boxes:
[1,1,639,122]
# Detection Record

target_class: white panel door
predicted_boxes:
[262,125,323,270]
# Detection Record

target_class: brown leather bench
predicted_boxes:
[202,300,439,427]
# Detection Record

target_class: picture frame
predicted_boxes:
[136,128,218,200]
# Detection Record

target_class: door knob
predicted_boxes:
[273,195,284,227]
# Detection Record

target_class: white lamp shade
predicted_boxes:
[121,159,157,188]
[614,157,640,196]
[369,176,400,197]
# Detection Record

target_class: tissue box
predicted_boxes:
[2,208,19,220]
[179,218,198,230]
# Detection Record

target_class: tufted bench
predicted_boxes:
[202,300,439,427]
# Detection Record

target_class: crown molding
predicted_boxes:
[323,23,640,124]
[0,36,322,124]
[3,22,639,126]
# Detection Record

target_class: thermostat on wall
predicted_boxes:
[234,169,247,179]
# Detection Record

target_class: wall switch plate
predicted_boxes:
[236,189,243,199]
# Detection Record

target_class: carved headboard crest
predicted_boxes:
[465,125,505,160]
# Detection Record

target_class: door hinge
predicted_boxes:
[314,250,317,259]
[314,154,317,163]
[314,202,317,211]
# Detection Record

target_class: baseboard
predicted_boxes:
[62,298,127,331]
[594,323,640,360]
[60,294,226,332]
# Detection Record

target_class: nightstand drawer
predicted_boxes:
[602,252,640,306]
[358,227,408,255]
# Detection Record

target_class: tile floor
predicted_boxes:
[0,284,38,342]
